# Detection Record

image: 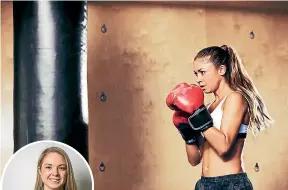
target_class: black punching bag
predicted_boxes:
[13,1,89,160]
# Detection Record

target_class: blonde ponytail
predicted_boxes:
[224,45,274,137]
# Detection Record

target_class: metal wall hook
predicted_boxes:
[100,92,106,101]
[99,162,105,172]
[101,24,107,33]
[254,162,259,172]
[250,31,255,39]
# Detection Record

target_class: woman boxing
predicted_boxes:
[166,45,274,190]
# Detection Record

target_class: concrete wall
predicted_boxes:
[2,1,288,189]
[87,2,288,190]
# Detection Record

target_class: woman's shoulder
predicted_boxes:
[224,91,248,108]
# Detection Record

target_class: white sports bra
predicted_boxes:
[202,91,248,138]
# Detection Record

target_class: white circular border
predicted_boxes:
[0,140,94,190]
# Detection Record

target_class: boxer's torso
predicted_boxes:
[199,91,250,177]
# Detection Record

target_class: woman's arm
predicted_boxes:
[185,135,204,166]
[202,92,248,157]
[185,144,201,166]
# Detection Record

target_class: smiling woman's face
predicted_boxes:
[39,152,67,190]
[193,56,225,94]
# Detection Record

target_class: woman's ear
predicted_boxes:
[218,65,227,76]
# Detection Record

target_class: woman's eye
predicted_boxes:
[200,71,205,75]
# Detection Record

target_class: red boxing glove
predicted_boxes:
[173,111,190,126]
[168,84,204,114]
[166,82,190,110]
[167,83,213,132]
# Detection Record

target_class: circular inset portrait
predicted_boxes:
[0,140,94,190]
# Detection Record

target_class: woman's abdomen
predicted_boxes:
[201,139,245,177]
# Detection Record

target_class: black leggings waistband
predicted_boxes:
[195,173,253,190]
[200,173,248,183]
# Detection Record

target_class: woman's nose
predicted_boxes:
[196,76,202,84]
[52,168,59,175]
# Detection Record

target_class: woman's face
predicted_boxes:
[39,152,68,190]
[193,56,224,94]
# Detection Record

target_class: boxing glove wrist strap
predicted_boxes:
[185,137,197,145]
[177,124,198,145]
[187,105,214,132]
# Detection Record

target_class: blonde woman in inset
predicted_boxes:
[34,146,77,190]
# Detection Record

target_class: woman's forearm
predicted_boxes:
[202,127,231,156]
[185,144,202,166]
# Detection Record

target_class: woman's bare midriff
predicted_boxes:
[201,138,246,177]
